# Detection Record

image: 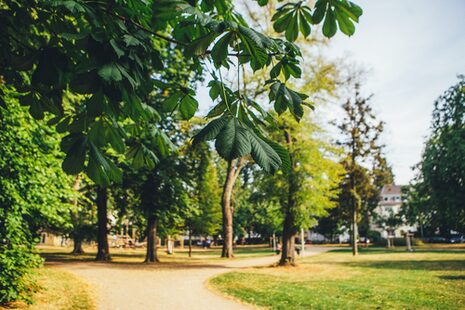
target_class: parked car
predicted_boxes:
[449,235,464,243]
[426,236,449,243]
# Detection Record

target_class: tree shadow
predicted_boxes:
[438,275,465,280]
[45,259,235,270]
[340,259,465,271]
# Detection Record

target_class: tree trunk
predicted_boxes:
[188,228,193,258]
[69,175,84,255]
[352,208,359,255]
[280,211,296,265]
[96,186,111,261]
[72,237,85,255]
[221,158,244,258]
[280,129,298,266]
[145,215,159,263]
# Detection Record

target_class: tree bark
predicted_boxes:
[221,158,244,258]
[145,215,159,263]
[352,207,359,255]
[280,129,298,266]
[280,211,296,265]
[72,237,85,255]
[188,227,193,258]
[96,186,111,261]
[69,175,84,255]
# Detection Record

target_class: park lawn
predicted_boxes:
[210,248,465,310]
[0,268,95,310]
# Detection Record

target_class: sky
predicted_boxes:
[325,0,465,184]
[197,0,465,185]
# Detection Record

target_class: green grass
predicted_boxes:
[210,248,465,310]
[1,268,95,310]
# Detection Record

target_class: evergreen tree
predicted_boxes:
[335,84,387,255]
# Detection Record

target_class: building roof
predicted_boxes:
[381,184,402,196]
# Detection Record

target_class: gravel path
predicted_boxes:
[49,247,332,310]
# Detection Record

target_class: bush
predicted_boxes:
[0,88,71,305]
[0,210,43,304]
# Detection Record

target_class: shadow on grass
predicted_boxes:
[45,259,235,270]
[315,248,465,271]
[40,247,276,271]
[344,259,465,271]
[438,275,465,280]
[328,248,465,255]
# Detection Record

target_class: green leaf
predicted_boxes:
[179,95,198,119]
[123,34,142,47]
[323,8,337,38]
[299,12,311,37]
[185,32,217,57]
[249,132,282,173]
[265,138,291,172]
[161,92,182,113]
[62,134,88,175]
[87,143,122,185]
[215,118,252,160]
[313,0,327,24]
[126,143,159,170]
[211,32,233,68]
[285,12,299,42]
[98,64,122,82]
[206,101,227,118]
[238,28,268,71]
[106,122,126,153]
[110,39,125,58]
[193,115,231,144]
[334,8,355,36]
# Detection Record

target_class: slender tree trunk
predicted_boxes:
[96,186,111,261]
[145,215,159,263]
[188,228,193,258]
[69,175,84,255]
[280,129,298,266]
[352,207,358,255]
[72,237,85,255]
[221,158,244,258]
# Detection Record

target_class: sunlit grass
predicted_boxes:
[0,268,95,310]
[210,247,465,309]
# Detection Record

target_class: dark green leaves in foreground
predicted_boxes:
[193,115,288,173]
[272,0,363,40]
[269,81,313,121]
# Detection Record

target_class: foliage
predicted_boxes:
[255,114,344,231]
[0,88,72,304]
[332,85,391,250]
[0,0,362,185]
[419,75,465,234]
[182,138,222,238]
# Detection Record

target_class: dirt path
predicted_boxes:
[49,247,332,310]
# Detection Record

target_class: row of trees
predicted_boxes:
[0,0,367,304]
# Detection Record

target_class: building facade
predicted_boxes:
[370,184,417,238]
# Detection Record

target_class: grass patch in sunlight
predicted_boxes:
[1,268,95,310]
[210,249,465,310]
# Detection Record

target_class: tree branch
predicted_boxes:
[101,8,188,47]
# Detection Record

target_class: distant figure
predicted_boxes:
[276,243,281,255]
